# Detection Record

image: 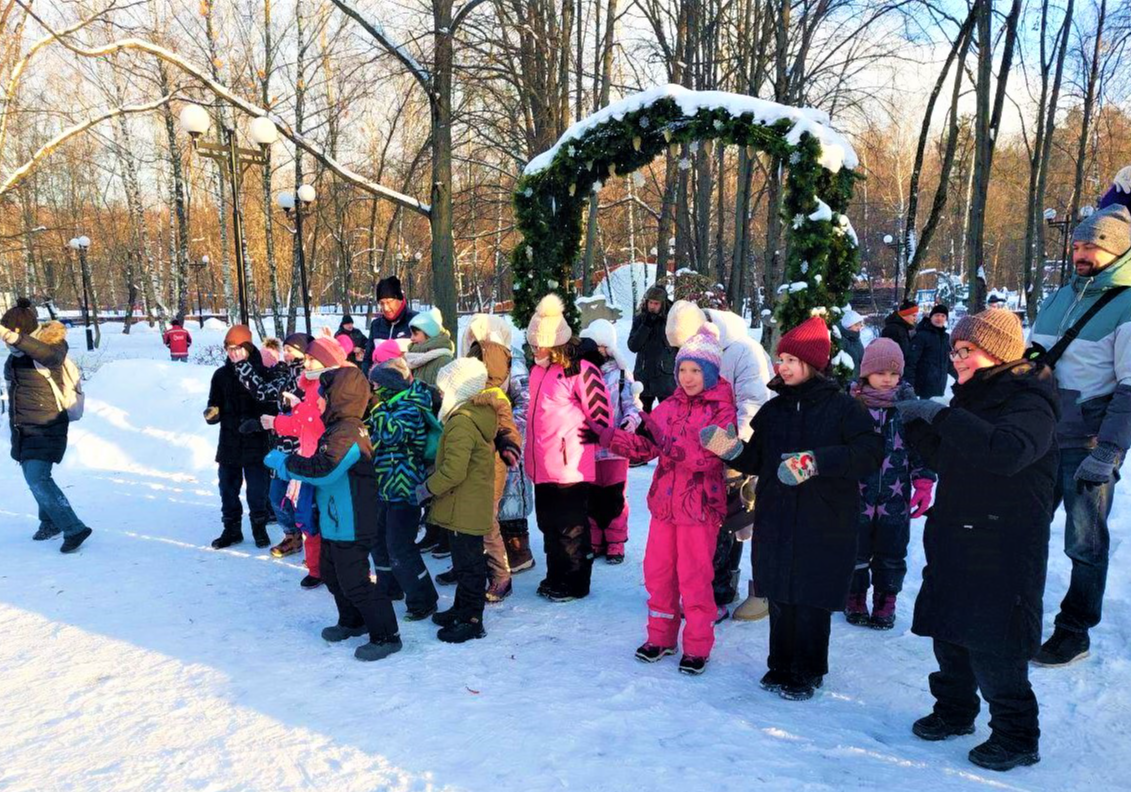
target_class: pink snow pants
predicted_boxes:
[304,532,321,579]
[589,458,629,556]
[643,517,720,658]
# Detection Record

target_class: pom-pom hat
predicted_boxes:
[675,325,723,390]
[526,293,573,349]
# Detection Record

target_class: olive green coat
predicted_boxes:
[425,400,498,535]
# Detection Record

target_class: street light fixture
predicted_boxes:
[68,235,94,351]
[178,104,277,326]
[883,233,904,304]
[277,184,317,334]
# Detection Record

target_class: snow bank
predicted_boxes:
[525,84,858,176]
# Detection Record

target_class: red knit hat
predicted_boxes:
[776,317,831,371]
[308,337,348,369]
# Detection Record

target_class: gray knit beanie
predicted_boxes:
[1073,204,1131,256]
[951,309,1025,363]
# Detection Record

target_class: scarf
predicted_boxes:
[851,380,901,409]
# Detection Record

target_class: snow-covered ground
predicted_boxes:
[0,322,1128,791]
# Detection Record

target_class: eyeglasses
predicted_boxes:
[949,347,973,360]
[378,299,401,310]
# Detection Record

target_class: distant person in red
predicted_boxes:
[163,318,192,362]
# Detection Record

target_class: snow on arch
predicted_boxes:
[523,84,858,176]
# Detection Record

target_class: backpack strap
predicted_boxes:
[1040,285,1129,368]
[33,361,66,412]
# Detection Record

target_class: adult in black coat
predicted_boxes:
[905,307,955,398]
[899,308,1058,772]
[627,285,677,411]
[336,315,368,366]
[1,303,92,551]
[206,325,276,549]
[362,277,417,374]
[881,300,919,357]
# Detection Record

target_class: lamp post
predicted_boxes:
[194,255,209,328]
[178,104,277,326]
[277,184,316,334]
[883,233,905,305]
[67,235,94,351]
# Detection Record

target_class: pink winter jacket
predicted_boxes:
[603,379,736,526]
[271,375,324,458]
[525,358,612,484]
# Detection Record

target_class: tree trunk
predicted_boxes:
[430,0,457,326]
[155,61,190,318]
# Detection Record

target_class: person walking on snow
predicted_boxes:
[0,299,92,553]
[627,285,677,412]
[599,326,736,675]
[700,317,883,701]
[362,276,417,374]
[580,319,642,565]
[1028,202,1131,668]
[898,309,1057,772]
[265,364,403,662]
[846,338,935,630]
[524,293,612,602]
[163,317,192,362]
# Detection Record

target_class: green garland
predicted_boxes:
[512,93,861,363]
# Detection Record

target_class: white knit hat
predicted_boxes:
[840,308,865,329]
[665,300,708,347]
[462,313,512,355]
[436,357,489,422]
[579,318,630,371]
[526,293,572,349]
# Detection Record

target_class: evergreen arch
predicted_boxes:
[512,85,862,361]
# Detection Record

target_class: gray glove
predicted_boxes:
[894,399,946,425]
[1074,442,1122,488]
[414,482,433,505]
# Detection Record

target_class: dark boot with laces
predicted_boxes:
[211,523,243,549]
[968,736,1039,771]
[1032,628,1090,667]
[912,713,976,741]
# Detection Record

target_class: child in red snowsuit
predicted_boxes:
[599,326,736,675]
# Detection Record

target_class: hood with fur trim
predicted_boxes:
[33,321,68,346]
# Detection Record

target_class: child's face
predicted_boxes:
[951,341,1000,384]
[777,353,813,386]
[303,355,325,373]
[865,370,901,391]
[283,344,304,362]
[678,361,705,396]
[410,328,428,345]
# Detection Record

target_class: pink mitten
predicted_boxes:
[909,478,934,519]
[286,479,303,507]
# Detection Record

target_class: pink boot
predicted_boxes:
[845,591,869,626]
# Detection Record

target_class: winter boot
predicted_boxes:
[733,583,770,622]
[968,737,1040,771]
[437,617,486,643]
[501,523,535,573]
[404,604,438,622]
[870,591,897,630]
[430,530,451,559]
[912,713,976,742]
[60,528,93,554]
[355,634,403,661]
[1032,628,1090,667]
[211,523,243,549]
[779,674,823,701]
[435,569,458,586]
[606,553,625,565]
[251,521,271,549]
[321,623,367,642]
[415,523,442,554]
[714,605,730,625]
[300,575,323,590]
[32,524,62,541]
[678,655,709,675]
[486,579,513,603]
[270,534,303,558]
[635,643,675,663]
[432,608,461,628]
[759,670,791,692]
[845,591,870,626]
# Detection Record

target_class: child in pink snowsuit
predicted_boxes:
[600,326,735,675]
[580,319,641,564]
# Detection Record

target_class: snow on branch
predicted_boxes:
[329,0,431,90]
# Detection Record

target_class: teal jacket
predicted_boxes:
[366,380,431,503]
[1031,249,1131,448]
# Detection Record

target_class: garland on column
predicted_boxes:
[512,86,861,368]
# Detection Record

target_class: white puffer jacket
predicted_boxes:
[704,309,773,441]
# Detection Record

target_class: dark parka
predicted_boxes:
[840,325,865,379]
[904,318,955,398]
[206,348,276,466]
[881,311,914,357]
[336,323,368,354]
[728,375,884,610]
[362,306,418,374]
[904,360,1059,659]
[4,321,70,463]
[627,298,677,403]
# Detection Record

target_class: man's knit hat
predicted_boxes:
[930,304,949,318]
[951,308,1025,363]
[224,324,253,348]
[376,276,405,301]
[308,337,348,369]
[369,356,412,393]
[860,337,905,378]
[665,299,708,346]
[1,297,38,335]
[372,339,403,364]
[897,299,919,323]
[409,307,444,339]
[526,293,573,349]
[675,325,723,389]
[436,357,488,422]
[840,308,865,329]
[1073,204,1131,256]
[777,316,831,371]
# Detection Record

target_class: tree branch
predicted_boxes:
[328,0,432,91]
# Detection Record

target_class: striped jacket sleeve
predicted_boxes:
[577,359,612,431]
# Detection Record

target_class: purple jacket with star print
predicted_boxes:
[854,382,935,525]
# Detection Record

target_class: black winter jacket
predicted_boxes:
[840,326,865,379]
[905,318,955,398]
[206,348,276,467]
[904,360,1059,659]
[235,358,303,454]
[336,325,369,364]
[362,307,417,373]
[881,311,914,358]
[627,302,677,402]
[4,321,70,463]
[728,375,884,610]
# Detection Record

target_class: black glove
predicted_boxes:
[578,426,601,445]
[238,418,263,434]
[495,435,522,468]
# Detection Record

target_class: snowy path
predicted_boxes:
[1,339,1128,791]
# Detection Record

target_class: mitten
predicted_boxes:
[700,424,744,461]
[263,449,289,480]
[777,451,818,486]
[238,418,262,434]
[414,482,433,505]
[1074,442,1122,490]
[909,478,934,518]
[203,406,220,424]
[894,399,946,425]
[1113,165,1131,194]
